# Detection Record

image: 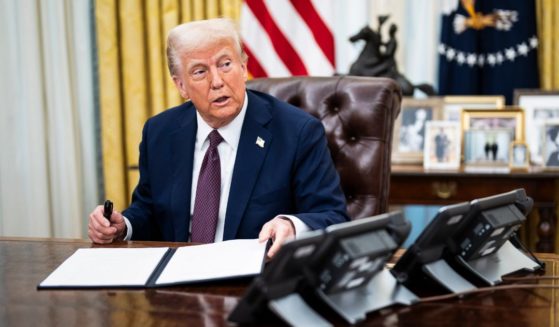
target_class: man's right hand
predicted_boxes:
[88,205,127,243]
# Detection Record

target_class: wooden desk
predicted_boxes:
[1,237,559,326]
[1,238,247,327]
[390,165,559,252]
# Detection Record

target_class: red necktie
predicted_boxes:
[191,130,223,243]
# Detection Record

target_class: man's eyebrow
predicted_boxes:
[184,49,235,71]
[215,52,233,62]
[186,61,207,71]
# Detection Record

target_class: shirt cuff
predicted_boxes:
[278,215,310,237]
[122,216,133,241]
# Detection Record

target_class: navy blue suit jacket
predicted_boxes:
[123,90,349,241]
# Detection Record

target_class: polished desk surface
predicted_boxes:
[1,237,558,326]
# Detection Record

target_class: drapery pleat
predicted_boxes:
[119,0,150,200]
[163,0,182,108]
[96,0,128,209]
[0,0,52,237]
[96,0,242,210]
[536,0,559,89]
[145,0,168,117]
[0,0,98,238]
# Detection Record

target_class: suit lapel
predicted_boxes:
[223,92,272,240]
[170,104,197,242]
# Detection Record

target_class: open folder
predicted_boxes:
[38,239,267,289]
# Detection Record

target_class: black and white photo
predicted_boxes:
[514,89,559,165]
[392,98,442,164]
[543,122,559,169]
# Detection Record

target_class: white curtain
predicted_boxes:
[0,0,98,238]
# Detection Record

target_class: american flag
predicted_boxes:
[240,0,335,77]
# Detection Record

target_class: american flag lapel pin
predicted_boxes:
[256,136,265,148]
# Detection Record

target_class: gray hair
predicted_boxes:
[166,18,247,76]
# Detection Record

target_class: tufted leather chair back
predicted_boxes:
[247,76,401,220]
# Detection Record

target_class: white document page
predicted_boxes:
[155,239,267,285]
[39,247,168,287]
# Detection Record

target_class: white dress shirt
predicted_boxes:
[123,92,309,241]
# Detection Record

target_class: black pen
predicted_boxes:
[103,200,113,224]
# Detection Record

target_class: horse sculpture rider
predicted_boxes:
[349,16,435,96]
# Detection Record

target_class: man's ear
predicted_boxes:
[172,76,189,99]
[241,60,248,82]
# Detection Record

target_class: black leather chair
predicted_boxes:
[247,76,402,219]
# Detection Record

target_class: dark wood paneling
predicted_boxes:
[390,165,559,252]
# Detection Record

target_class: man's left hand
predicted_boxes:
[258,217,295,258]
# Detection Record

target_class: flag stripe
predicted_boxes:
[241,3,291,77]
[244,0,308,75]
[243,43,267,78]
[289,0,335,67]
[264,0,333,76]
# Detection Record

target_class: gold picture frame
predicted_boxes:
[461,108,525,166]
[513,89,559,165]
[392,97,443,164]
[509,141,530,170]
[423,120,461,170]
[461,108,525,141]
[443,95,506,121]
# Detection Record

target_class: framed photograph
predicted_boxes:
[392,97,442,164]
[542,120,559,170]
[442,95,506,122]
[423,121,461,170]
[509,141,530,170]
[513,89,559,165]
[461,108,525,142]
[464,128,514,166]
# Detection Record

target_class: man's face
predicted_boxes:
[173,39,248,129]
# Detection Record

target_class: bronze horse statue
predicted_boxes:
[348,21,436,96]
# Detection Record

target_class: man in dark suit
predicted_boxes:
[88,18,348,257]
